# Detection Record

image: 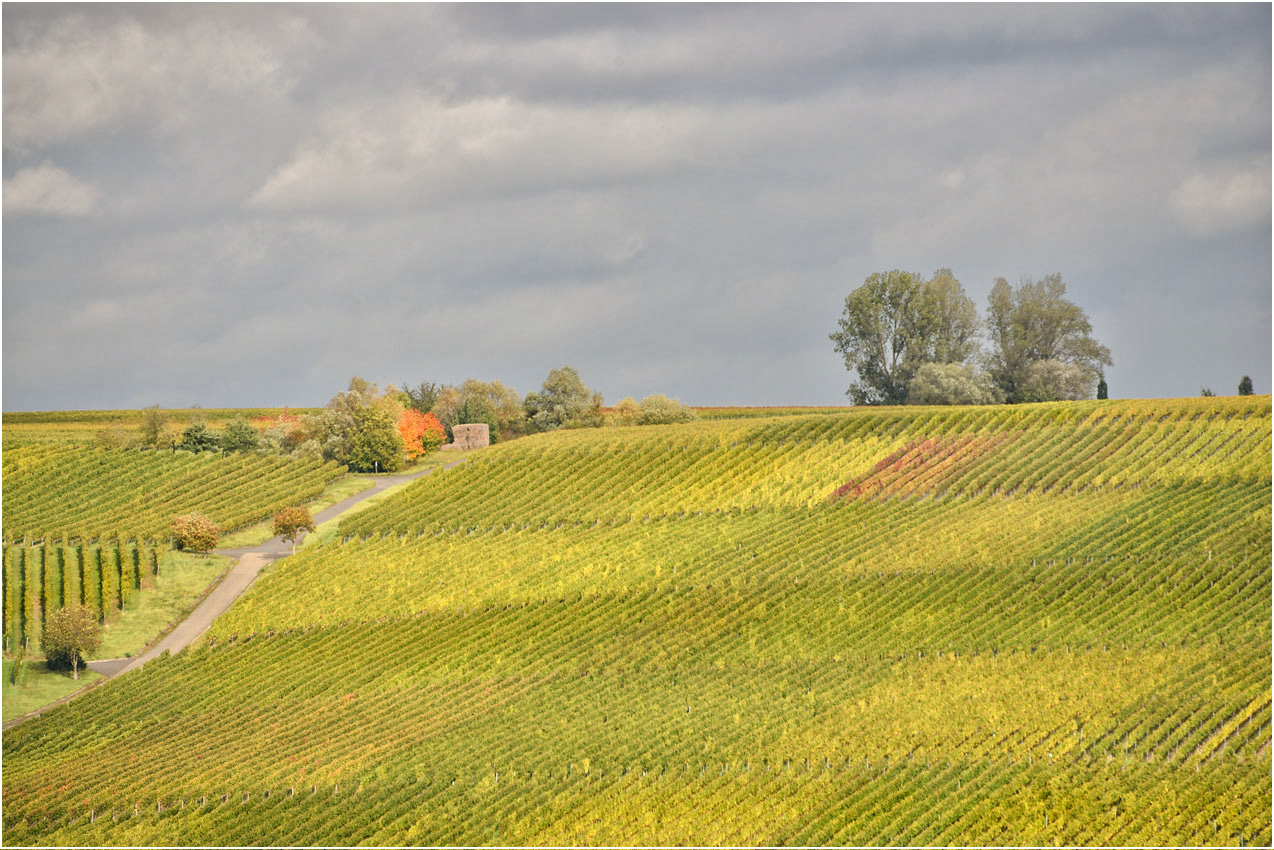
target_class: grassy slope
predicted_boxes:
[2,397,1270,846]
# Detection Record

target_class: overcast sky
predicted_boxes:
[3,3,1270,411]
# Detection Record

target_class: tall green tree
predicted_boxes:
[456,394,499,444]
[220,417,260,453]
[984,274,1112,403]
[432,385,463,441]
[178,423,220,453]
[459,379,526,441]
[403,381,441,414]
[306,377,405,466]
[138,405,167,448]
[348,405,404,472]
[525,366,603,430]
[830,270,924,405]
[1238,375,1254,396]
[910,268,982,366]
[831,269,981,405]
[428,380,526,443]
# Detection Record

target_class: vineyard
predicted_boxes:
[1,442,346,658]
[1,445,345,542]
[2,408,322,447]
[2,397,1269,845]
[691,406,852,420]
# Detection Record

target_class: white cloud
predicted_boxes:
[66,299,126,332]
[1171,164,1272,235]
[246,94,710,213]
[3,162,99,216]
[3,10,306,152]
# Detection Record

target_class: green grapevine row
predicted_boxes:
[222,484,1268,641]
[1,540,165,652]
[339,398,1269,538]
[3,445,345,542]
[3,629,1267,845]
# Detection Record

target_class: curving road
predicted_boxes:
[4,458,466,730]
[91,459,467,677]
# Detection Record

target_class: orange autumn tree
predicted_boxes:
[398,409,446,460]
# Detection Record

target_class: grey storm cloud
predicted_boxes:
[3,3,1269,411]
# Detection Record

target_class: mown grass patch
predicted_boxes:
[94,551,232,659]
[3,658,102,722]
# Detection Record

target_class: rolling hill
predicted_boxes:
[2,396,1269,846]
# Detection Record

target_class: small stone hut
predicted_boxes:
[442,422,490,450]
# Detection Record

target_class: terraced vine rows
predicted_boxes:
[2,445,346,542]
[2,397,1269,846]
[339,396,1268,536]
[1,444,346,655]
[1,408,323,448]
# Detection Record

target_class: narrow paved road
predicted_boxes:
[4,458,466,730]
[96,460,466,676]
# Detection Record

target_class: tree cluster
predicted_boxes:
[831,270,1113,405]
[118,366,695,470]
[113,409,262,454]
[605,394,699,426]
[1203,376,1256,398]
[290,369,607,469]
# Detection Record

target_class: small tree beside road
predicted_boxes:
[273,507,316,554]
[44,605,102,680]
[172,514,219,553]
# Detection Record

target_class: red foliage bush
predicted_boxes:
[399,409,446,460]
